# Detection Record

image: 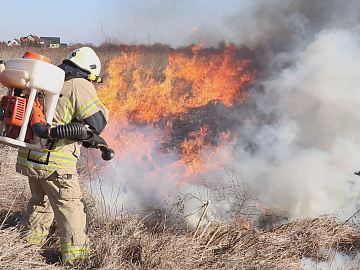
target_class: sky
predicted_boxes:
[0,0,247,47]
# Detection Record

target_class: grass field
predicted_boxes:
[0,44,360,269]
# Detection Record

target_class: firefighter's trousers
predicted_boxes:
[22,172,90,262]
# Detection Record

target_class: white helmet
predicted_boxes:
[66,47,101,76]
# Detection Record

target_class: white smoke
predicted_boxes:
[228,28,360,220]
[224,0,360,51]
[174,0,360,224]
[90,0,360,227]
[301,250,360,270]
[87,126,179,217]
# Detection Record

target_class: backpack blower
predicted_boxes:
[0,52,114,161]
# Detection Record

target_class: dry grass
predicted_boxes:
[0,43,173,80]
[0,43,71,66]
[0,227,62,270]
[1,139,360,269]
[87,214,360,270]
[0,45,360,269]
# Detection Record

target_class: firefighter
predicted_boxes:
[16,47,109,264]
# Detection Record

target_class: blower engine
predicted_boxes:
[0,52,114,161]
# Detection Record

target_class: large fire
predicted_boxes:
[97,44,256,182]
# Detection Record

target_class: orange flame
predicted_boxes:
[97,45,255,181]
[180,125,212,175]
[238,215,252,230]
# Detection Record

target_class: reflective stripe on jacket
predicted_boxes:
[16,78,109,179]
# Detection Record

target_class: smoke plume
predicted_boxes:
[166,0,360,225]
[203,0,360,222]
[91,0,360,229]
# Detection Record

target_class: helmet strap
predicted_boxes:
[87,74,102,83]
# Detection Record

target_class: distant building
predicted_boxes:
[20,34,45,47]
[7,39,21,46]
[40,36,67,48]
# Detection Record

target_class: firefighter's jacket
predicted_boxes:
[16,78,109,178]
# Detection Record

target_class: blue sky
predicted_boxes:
[1,0,247,47]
